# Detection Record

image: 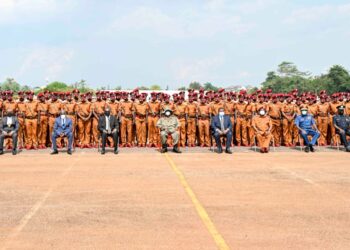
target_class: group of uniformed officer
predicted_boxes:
[0,87,349,151]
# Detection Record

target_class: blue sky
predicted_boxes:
[1,0,350,89]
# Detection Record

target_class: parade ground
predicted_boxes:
[0,148,349,250]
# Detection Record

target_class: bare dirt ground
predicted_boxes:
[0,147,349,250]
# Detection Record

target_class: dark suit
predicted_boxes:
[0,116,19,151]
[211,115,233,150]
[52,117,73,151]
[98,115,119,151]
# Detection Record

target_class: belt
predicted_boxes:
[49,114,59,117]
[318,113,328,117]
[136,114,146,118]
[17,114,25,118]
[26,116,37,119]
[270,116,280,120]
[188,115,197,118]
[68,113,75,116]
[198,117,209,120]
[149,114,159,117]
[123,114,133,119]
[237,114,246,118]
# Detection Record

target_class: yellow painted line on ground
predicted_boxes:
[164,153,230,250]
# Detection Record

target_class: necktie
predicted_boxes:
[106,116,110,132]
[62,119,65,126]
[220,116,224,132]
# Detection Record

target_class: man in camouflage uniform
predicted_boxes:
[156,108,181,153]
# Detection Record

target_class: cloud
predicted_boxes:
[110,6,253,39]
[169,54,225,82]
[0,0,75,24]
[18,47,74,81]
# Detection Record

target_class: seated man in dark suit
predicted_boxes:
[0,109,19,155]
[98,107,119,154]
[51,110,73,155]
[211,107,233,154]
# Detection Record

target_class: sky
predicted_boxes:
[1,0,350,89]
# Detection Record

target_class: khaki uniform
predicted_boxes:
[16,101,26,148]
[24,101,38,148]
[48,101,62,145]
[173,102,187,147]
[120,101,134,146]
[246,103,256,146]
[157,115,180,145]
[77,102,92,146]
[186,102,198,146]
[268,102,281,145]
[252,115,272,148]
[197,103,211,146]
[92,100,106,145]
[147,101,161,146]
[317,102,330,145]
[134,102,149,146]
[37,101,49,147]
[281,103,295,146]
[329,101,341,144]
[235,102,248,146]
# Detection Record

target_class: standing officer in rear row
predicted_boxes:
[333,105,350,152]
[156,108,181,154]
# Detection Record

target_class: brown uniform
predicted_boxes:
[62,101,77,145]
[246,102,256,146]
[329,101,341,144]
[317,102,330,145]
[37,101,49,147]
[281,103,296,146]
[235,102,248,146]
[211,101,224,116]
[24,101,38,148]
[197,103,211,146]
[252,115,272,148]
[92,100,106,145]
[48,101,62,145]
[345,102,350,116]
[147,101,161,146]
[16,101,26,148]
[268,102,282,146]
[76,102,92,146]
[3,101,18,148]
[186,102,198,146]
[134,102,149,146]
[173,102,187,147]
[120,101,134,146]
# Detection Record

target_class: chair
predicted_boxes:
[297,135,319,151]
[329,134,341,151]
[97,132,119,153]
[51,133,75,152]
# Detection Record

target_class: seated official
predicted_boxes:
[252,107,272,153]
[156,108,181,153]
[51,110,73,155]
[211,107,233,154]
[295,107,320,153]
[98,107,119,155]
[0,110,19,155]
[333,105,350,152]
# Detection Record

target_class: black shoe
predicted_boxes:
[217,147,223,154]
[225,148,232,154]
[12,150,17,155]
[101,149,105,155]
[0,150,4,155]
[304,146,310,153]
[114,149,119,154]
[309,145,315,152]
[67,149,72,155]
[161,145,168,153]
[173,145,182,153]
[51,150,58,155]
[346,146,350,152]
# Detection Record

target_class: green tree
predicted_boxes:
[203,82,218,91]
[1,78,21,92]
[150,84,161,90]
[178,86,186,91]
[138,86,149,90]
[326,65,350,92]
[188,81,202,90]
[44,81,70,92]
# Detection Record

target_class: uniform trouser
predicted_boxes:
[177,118,186,147]
[198,119,210,146]
[92,117,99,144]
[337,130,350,147]
[135,118,147,145]
[329,115,339,144]
[246,118,255,146]
[282,119,293,145]
[187,118,196,145]
[120,117,133,145]
[256,133,272,148]
[18,117,25,147]
[214,131,232,150]
[160,130,179,145]
[270,118,281,145]
[101,131,118,150]
[52,132,73,151]
[235,117,247,145]
[77,118,91,145]
[300,130,320,146]
[25,118,38,147]
[0,133,17,151]
[147,116,159,145]
[38,116,48,146]
[317,116,329,145]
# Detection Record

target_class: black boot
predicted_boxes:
[114,148,119,154]
[173,144,182,153]
[161,144,168,153]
